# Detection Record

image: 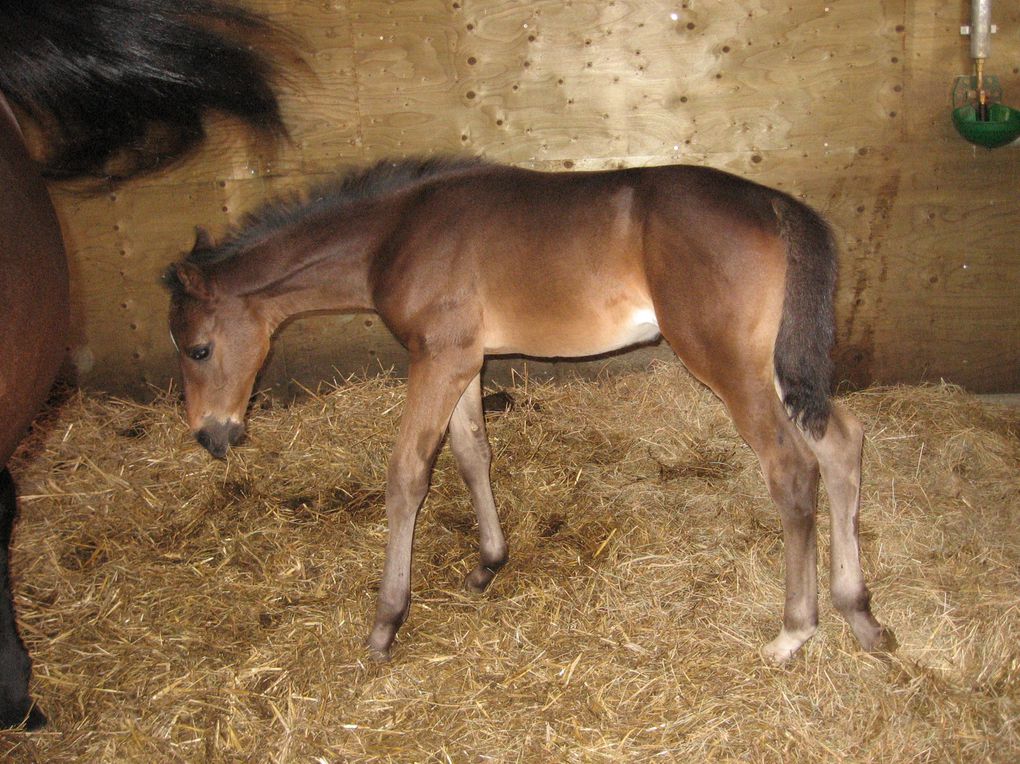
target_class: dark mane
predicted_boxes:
[191,156,489,267]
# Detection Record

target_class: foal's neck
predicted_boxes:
[228,202,400,327]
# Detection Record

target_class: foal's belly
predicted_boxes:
[484,304,661,359]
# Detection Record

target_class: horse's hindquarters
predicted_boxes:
[0,95,69,464]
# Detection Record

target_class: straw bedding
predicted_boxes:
[2,362,1018,762]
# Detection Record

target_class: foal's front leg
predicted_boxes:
[449,374,508,593]
[366,355,482,659]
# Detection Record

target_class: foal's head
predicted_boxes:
[165,233,273,458]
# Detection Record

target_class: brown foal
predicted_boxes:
[165,158,889,662]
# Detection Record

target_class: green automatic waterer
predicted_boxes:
[954,2,1020,148]
[953,102,1020,149]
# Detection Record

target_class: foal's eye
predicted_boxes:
[187,344,212,362]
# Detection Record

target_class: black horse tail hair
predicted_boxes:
[0,0,290,180]
[771,194,838,439]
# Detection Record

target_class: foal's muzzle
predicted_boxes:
[194,419,245,459]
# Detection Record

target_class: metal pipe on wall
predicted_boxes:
[970,0,992,60]
[970,0,993,119]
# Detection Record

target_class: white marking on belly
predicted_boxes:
[631,307,658,329]
[620,306,661,347]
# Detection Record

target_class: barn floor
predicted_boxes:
[2,363,1018,762]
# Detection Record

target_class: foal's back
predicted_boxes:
[370,164,789,362]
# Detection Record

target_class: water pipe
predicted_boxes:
[969,0,993,118]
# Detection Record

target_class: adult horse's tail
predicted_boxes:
[771,196,839,440]
[0,0,288,180]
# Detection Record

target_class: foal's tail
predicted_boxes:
[771,196,838,439]
[0,0,289,180]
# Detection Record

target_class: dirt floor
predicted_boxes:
[2,362,1018,762]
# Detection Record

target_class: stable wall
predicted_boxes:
[49,0,1020,396]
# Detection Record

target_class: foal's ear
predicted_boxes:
[192,226,215,252]
[170,261,215,301]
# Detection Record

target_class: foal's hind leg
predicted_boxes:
[448,374,508,593]
[672,356,823,662]
[366,352,483,659]
[717,387,824,662]
[803,403,889,651]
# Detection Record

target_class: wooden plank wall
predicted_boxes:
[49,0,1020,395]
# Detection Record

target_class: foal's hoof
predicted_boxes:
[365,627,396,663]
[761,625,817,664]
[365,633,394,663]
[864,624,898,655]
[463,564,498,594]
[847,611,896,654]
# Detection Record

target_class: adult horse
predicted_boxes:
[165,158,892,665]
[0,0,288,729]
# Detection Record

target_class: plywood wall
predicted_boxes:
[49,0,1020,395]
